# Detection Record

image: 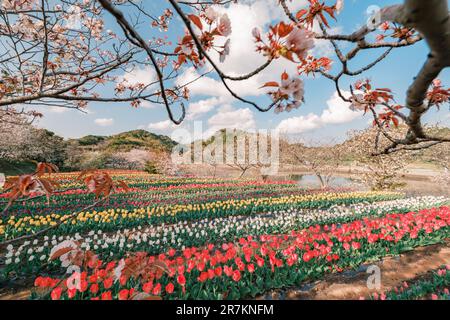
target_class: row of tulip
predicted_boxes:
[28,173,262,192]
[30,206,450,300]
[0,191,402,240]
[0,173,271,199]
[2,196,447,279]
[4,182,302,217]
[368,265,450,300]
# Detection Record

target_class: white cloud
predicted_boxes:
[175,67,229,97]
[47,106,68,113]
[148,120,177,131]
[312,24,344,57]
[186,97,227,120]
[118,66,156,86]
[176,0,309,101]
[140,101,157,109]
[34,105,94,115]
[276,113,323,134]
[152,1,356,138]
[205,106,256,137]
[321,91,363,124]
[276,91,363,134]
[94,118,114,127]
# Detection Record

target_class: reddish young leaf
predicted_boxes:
[259,81,279,88]
[296,9,308,20]
[188,14,203,30]
[49,247,75,261]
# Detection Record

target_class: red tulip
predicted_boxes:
[183,248,192,259]
[177,274,186,286]
[158,253,166,261]
[214,266,222,277]
[256,258,264,267]
[90,283,99,294]
[187,260,196,272]
[106,261,116,271]
[153,283,161,295]
[67,288,77,299]
[89,274,98,283]
[224,265,233,277]
[51,287,62,300]
[165,283,174,294]
[118,289,129,300]
[177,265,185,274]
[34,277,43,287]
[232,270,241,282]
[119,275,127,286]
[80,279,88,293]
[103,277,113,289]
[142,281,153,293]
[302,251,313,262]
[101,291,112,300]
[197,262,206,272]
[198,272,208,282]
[351,242,361,250]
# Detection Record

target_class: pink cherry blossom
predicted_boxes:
[286,28,314,60]
[218,14,232,37]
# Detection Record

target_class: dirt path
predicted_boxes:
[0,290,30,300]
[259,241,450,300]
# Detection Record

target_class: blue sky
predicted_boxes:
[34,0,450,142]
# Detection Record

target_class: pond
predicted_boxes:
[290,174,359,189]
[286,173,450,196]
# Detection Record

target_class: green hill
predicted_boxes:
[73,130,177,153]
[105,130,177,152]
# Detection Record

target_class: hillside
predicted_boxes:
[72,130,177,153]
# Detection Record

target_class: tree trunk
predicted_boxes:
[239,168,248,179]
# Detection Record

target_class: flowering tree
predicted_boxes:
[433,150,450,186]
[152,152,180,176]
[0,114,67,166]
[419,133,450,185]
[346,127,411,190]
[1,0,449,152]
[283,139,345,189]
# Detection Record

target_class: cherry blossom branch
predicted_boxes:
[98,0,187,124]
[378,0,450,152]
[0,2,150,114]
[167,0,277,112]
[0,53,134,106]
[281,0,448,153]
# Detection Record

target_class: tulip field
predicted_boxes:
[1,171,450,300]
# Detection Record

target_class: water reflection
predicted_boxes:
[290,174,358,188]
